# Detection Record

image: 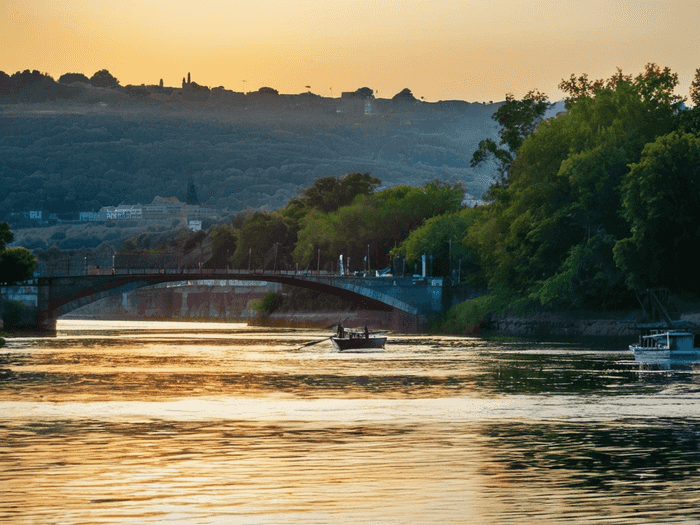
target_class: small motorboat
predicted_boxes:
[630,329,700,367]
[330,324,387,351]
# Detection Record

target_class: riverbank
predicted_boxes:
[486,310,642,339]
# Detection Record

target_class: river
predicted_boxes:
[1,320,700,524]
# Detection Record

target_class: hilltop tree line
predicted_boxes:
[0,69,120,101]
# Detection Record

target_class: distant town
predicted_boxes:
[8,180,222,233]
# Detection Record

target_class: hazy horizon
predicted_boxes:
[3,0,698,103]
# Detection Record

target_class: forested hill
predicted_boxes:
[0,94,517,218]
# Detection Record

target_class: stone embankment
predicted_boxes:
[487,311,642,339]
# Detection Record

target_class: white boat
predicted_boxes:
[630,330,700,366]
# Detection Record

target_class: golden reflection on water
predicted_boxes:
[2,320,700,524]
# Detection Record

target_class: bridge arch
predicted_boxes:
[41,271,426,323]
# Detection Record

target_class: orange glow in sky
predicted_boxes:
[2,0,698,102]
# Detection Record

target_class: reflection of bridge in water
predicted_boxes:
[3,267,476,332]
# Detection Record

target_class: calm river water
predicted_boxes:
[2,320,700,524]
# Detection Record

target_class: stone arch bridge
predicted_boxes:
[2,269,473,332]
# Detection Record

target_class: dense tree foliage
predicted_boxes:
[0,222,37,284]
[391,208,479,279]
[466,63,692,308]
[471,90,552,180]
[614,131,700,291]
[691,68,700,107]
[0,70,78,101]
[292,180,465,272]
[231,212,296,270]
[289,173,381,214]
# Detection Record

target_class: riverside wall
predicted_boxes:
[484,310,647,342]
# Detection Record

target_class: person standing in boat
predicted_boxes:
[365,325,369,339]
[337,323,344,338]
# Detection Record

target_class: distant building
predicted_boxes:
[340,89,375,115]
[182,72,210,102]
[97,195,220,222]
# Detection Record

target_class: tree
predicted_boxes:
[392,208,479,279]
[206,224,237,269]
[466,64,683,306]
[0,222,37,285]
[58,72,90,84]
[392,88,417,104]
[232,212,295,270]
[690,68,700,107]
[291,173,380,214]
[186,179,199,205]
[0,222,13,250]
[90,69,119,87]
[293,180,465,272]
[614,131,700,292]
[470,90,552,182]
[0,247,37,285]
[558,68,632,109]
[535,234,628,310]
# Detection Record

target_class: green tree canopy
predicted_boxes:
[392,207,479,279]
[466,64,683,307]
[471,90,552,181]
[0,247,37,285]
[290,172,381,214]
[614,131,700,292]
[293,180,464,272]
[231,212,295,270]
[0,223,36,284]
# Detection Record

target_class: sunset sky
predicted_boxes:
[3,0,698,102]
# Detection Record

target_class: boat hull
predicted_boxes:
[330,336,387,351]
[632,347,700,366]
